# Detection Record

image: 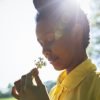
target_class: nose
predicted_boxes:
[42,45,51,58]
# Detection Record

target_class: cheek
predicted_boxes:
[51,44,74,69]
[51,41,70,57]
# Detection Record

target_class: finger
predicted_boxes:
[34,75,43,86]
[31,68,39,77]
[20,75,26,92]
[25,72,33,89]
[31,68,43,86]
[12,86,20,99]
[14,79,21,93]
[25,68,39,86]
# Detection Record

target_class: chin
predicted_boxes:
[53,64,65,71]
[50,60,66,70]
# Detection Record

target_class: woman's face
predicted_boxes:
[36,19,85,71]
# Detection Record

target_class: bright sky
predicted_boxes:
[0,0,91,88]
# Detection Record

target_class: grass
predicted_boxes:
[0,97,16,100]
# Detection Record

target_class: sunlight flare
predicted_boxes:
[76,0,90,13]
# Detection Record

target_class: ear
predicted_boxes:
[71,23,84,44]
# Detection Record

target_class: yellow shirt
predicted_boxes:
[49,59,100,100]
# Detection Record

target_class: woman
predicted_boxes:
[12,0,100,100]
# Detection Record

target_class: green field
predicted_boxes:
[0,97,16,100]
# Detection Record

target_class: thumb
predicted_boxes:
[31,68,43,86]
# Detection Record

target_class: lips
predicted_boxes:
[47,55,62,70]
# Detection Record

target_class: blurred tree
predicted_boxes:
[0,83,13,98]
[87,0,100,67]
[90,0,100,27]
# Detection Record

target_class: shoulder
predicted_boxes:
[80,71,100,100]
[93,71,100,83]
[89,71,100,86]
[95,71,100,84]
[92,71,100,100]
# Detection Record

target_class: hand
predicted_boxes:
[12,68,49,100]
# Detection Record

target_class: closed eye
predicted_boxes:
[38,39,55,48]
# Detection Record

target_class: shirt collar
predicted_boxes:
[57,59,96,90]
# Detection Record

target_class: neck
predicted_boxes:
[66,52,88,74]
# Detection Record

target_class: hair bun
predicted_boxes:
[33,0,61,12]
[33,0,41,10]
[33,0,79,14]
[33,0,47,12]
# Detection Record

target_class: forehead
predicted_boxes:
[36,19,56,39]
[36,19,55,33]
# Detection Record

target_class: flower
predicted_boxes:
[34,57,46,68]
